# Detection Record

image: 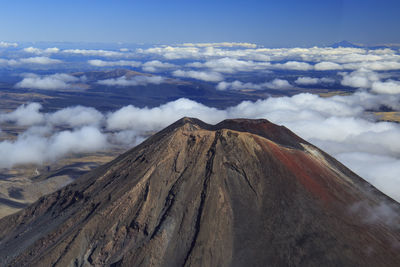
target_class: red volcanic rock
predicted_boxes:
[0,117,399,266]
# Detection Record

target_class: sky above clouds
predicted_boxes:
[0,0,400,46]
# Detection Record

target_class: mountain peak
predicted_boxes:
[330,40,362,48]
[1,118,399,266]
[166,117,306,149]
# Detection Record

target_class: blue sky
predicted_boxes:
[1,0,399,46]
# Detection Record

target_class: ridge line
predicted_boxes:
[183,130,221,266]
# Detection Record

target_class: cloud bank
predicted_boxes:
[1,91,400,203]
[0,126,107,167]
[295,76,335,85]
[0,103,44,126]
[136,45,400,91]
[15,73,81,90]
[340,69,400,94]
[97,75,165,86]
[0,57,61,67]
[181,42,257,48]
[1,43,399,96]
[1,42,400,204]
[216,79,293,91]
[63,49,126,57]
[172,70,223,82]
[88,59,141,68]
[23,47,60,55]
[0,41,18,48]
[142,60,176,72]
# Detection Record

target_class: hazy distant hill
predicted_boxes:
[329,40,363,48]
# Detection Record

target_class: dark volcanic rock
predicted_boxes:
[0,118,400,266]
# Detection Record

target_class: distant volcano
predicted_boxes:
[329,40,362,48]
[0,118,399,266]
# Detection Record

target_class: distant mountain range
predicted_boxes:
[0,118,399,266]
[329,40,400,49]
[330,40,363,48]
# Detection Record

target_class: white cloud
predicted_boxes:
[0,41,18,48]
[23,47,41,54]
[19,57,62,65]
[340,69,400,94]
[182,42,257,48]
[139,46,201,60]
[314,61,343,70]
[172,70,223,82]
[142,60,176,72]
[319,77,335,84]
[295,77,319,85]
[1,103,105,129]
[0,103,44,126]
[371,80,400,94]
[0,58,18,66]
[339,153,400,204]
[23,47,60,54]
[88,59,141,67]
[48,127,107,157]
[63,49,125,57]
[106,98,226,131]
[135,46,399,95]
[97,75,165,86]
[217,79,295,91]
[187,57,270,73]
[295,76,335,85]
[264,79,293,89]
[274,61,313,71]
[15,73,80,90]
[0,126,107,168]
[343,61,400,71]
[139,44,400,73]
[217,81,265,91]
[340,69,381,89]
[47,106,104,127]
[45,47,60,54]
[187,58,344,74]
[108,130,144,146]
[0,57,61,66]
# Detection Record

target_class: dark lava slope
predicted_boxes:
[0,118,400,267]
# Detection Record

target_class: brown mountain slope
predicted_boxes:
[0,118,400,266]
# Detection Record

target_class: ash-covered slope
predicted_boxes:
[0,118,400,267]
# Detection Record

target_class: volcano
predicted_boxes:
[0,118,400,266]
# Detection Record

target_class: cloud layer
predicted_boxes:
[136,44,400,91]
[0,57,61,67]
[15,73,82,90]
[1,91,400,203]
[340,69,400,94]
[23,47,60,55]
[1,42,400,204]
[172,70,223,82]
[97,75,165,86]
[88,59,141,68]
[0,41,18,48]
[0,43,399,96]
